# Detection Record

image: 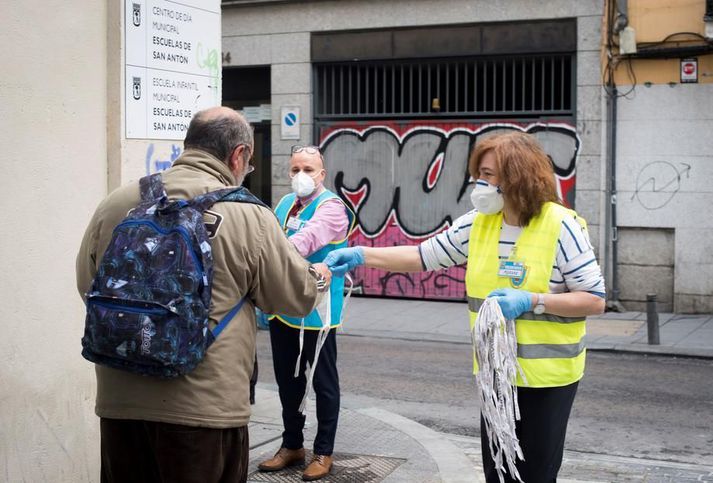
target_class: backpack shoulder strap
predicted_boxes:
[190,186,269,213]
[211,297,247,340]
[219,187,269,207]
[139,173,166,202]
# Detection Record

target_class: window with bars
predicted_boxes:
[314,55,574,119]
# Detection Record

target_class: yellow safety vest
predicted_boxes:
[465,201,587,388]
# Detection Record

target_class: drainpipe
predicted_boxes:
[607,88,623,310]
[605,0,625,311]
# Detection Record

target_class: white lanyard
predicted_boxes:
[297,290,332,414]
[295,273,354,414]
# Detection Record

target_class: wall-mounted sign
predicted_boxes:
[680,58,698,84]
[240,104,271,124]
[125,0,221,140]
[280,106,300,140]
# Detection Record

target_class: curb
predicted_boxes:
[339,330,713,360]
[357,407,482,483]
[586,342,713,359]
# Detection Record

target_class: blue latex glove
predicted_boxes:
[323,247,365,277]
[488,288,533,320]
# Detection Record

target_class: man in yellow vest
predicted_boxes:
[258,145,355,481]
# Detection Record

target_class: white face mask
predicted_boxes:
[291,171,318,198]
[470,179,504,214]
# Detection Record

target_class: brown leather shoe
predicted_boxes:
[258,447,305,472]
[302,454,333,481]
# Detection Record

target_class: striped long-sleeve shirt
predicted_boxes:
[418,209,606,297]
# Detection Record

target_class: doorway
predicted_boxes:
[222,66,272,205]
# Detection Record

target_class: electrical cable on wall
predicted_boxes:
[605,0,713,97]
[604,0,638,99]
[639,31,710,47]
[472,297,527,483]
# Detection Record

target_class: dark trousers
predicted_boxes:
[481,381,579,483]
[100,418,249,483]
[269,319,340,455]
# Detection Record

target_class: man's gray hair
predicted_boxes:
[184,108,254,163]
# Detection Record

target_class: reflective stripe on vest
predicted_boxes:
[465,202,587,388]
[518,341,585,359]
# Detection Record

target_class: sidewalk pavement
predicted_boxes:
[247,386,477,483]
[340,297,713,359]
[246,297,713,482]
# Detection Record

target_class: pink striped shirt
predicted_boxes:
[288,185,350,258]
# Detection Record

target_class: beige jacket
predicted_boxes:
[76,149,320,428]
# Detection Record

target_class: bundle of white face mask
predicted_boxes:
[472,297,527,483]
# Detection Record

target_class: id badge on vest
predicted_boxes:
[286,216,306,231]
[498,247,528,288]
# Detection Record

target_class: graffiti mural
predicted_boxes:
[145,143,182,175]
[319,121,580,300]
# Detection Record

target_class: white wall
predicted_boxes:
[616,83,713,312]
[0,1,107,481]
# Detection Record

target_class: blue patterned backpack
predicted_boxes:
[81,173,266,378]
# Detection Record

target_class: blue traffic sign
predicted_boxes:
[284,112,297,126]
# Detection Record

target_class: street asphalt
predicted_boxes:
[246,296,713,482]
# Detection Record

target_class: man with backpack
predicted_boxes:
[76,106,331,483]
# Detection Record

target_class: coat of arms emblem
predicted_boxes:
[132,77,142,100]
[132,3,141,27]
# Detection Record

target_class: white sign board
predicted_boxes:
[243,106,263,124]
[125,0,221,140]
[280,106,300,140]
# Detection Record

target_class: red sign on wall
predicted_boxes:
[681,58,698,83]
